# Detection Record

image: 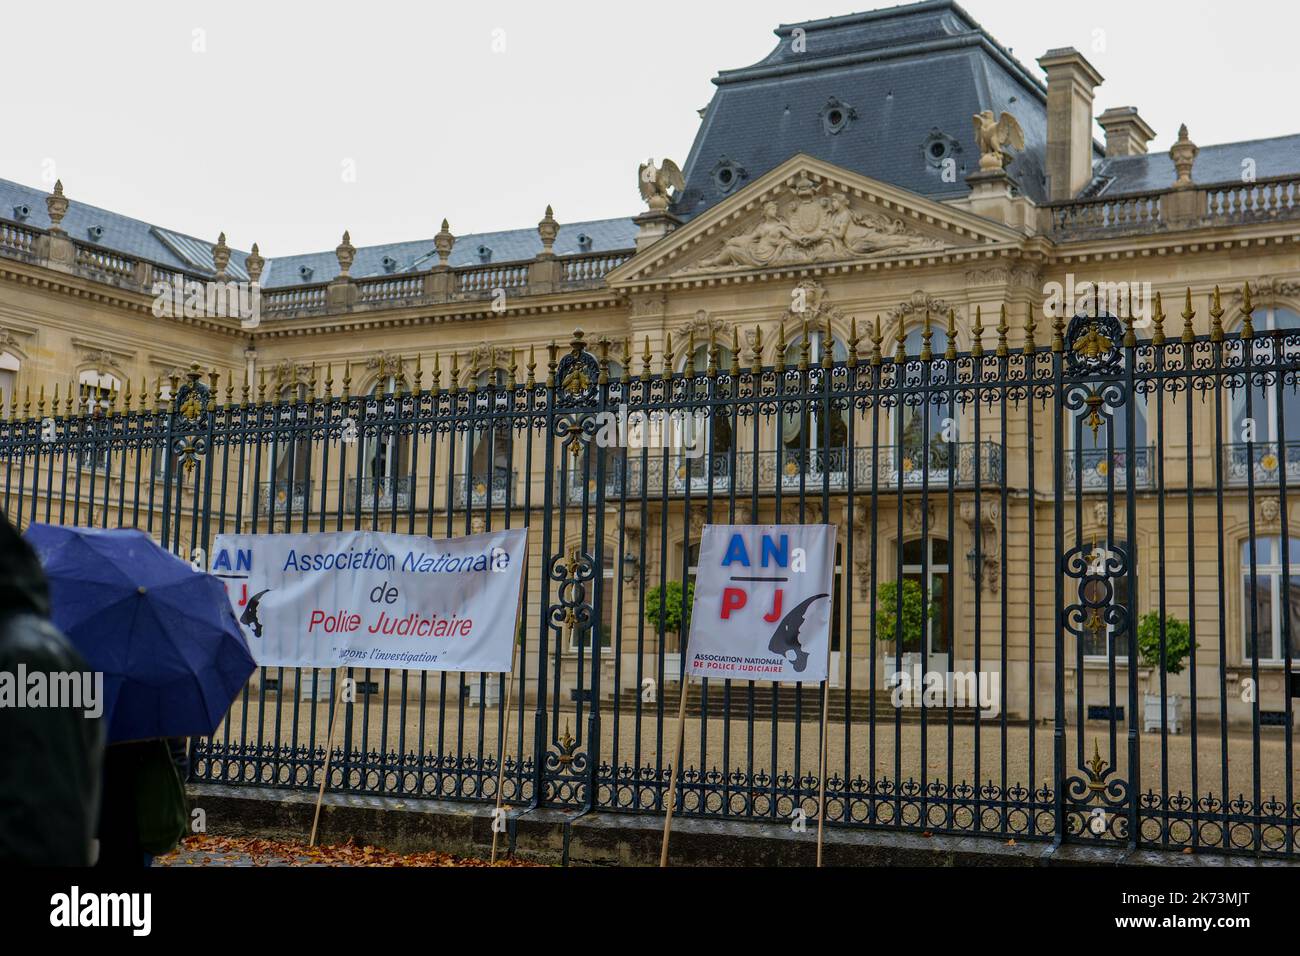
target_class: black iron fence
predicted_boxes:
[3,297,1298,858]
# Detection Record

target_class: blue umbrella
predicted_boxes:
[23,523,256,743]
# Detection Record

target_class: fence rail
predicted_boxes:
[4,305,1298,858]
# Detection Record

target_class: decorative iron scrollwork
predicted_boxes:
[1063,739,1131,841]
[1065,311,1124,376]
[555,329,599,407]
[170,365,212,474]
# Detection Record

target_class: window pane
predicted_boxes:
[1244,575,1275,661]
[902,539,924,565]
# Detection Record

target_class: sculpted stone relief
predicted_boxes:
[683,177,944,274]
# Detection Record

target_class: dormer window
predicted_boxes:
[298,265,314,282]
[711,157,747,196]
[922,130,961,168]
[11,203,31,221]
[87,225,105,242]
[576,233,593,252]
[476,245,492,264]
[820,97,856,135]
[381,255,399,273]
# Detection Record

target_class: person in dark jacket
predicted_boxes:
[0,515,105,865]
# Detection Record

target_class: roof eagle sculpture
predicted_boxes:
[972,110,1025,172]
[638,158,685,212]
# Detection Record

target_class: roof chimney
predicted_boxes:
[1037,48,1104,200]
[1097,107,1156,158]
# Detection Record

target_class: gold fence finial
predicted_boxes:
[706,325,717,377]
[1023,304,1037,355]
[1181,288,1195,343]
[821,314,833,369]
[324,363,334,398]
[920,310,933,361]
[66,381,75,416]
[799,318,810,370]
[306,364,316,399]
[123,377,132,411]
[870,316,883,367]
[663,331,673,377]
[1210,286,1225,343]
[996,304,1009,357]
[22,385,30,419]
[598,336,610,385]
[641,335,653,381]
[51,382,59,417]
[450,350,461,393]
[546,340,558,388]
[751,324,763,374]
[527,344,537,388]
[895,310,906,363]
[945,309,958,360]
[257,368,267,403]
[775,321,786,373]
[1240,282,1255,338]
[622,338,632,381]
[972,305,985,358]
[849,317,860,368]
[37,384,45,417]
[1122,299,1137,348]
[1050,302,1065,354]
[1151,292,1166,346]
[730,326,741,376]
[509,347,519,388]
[431,352,442,391]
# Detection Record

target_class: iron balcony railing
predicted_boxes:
[1065,446,1156,490]
[561,442,1003,502]
[1224,441,1300,485]
[347,475,413,510]
[451,468,517,508]
[257,479,312,512]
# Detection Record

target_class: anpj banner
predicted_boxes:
[686,524,836,683]
[211,528,528,673]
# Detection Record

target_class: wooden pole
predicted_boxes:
[815,672,831,867]
[309,667,344,847]
[490,647,519,864]
[658,673,691,867]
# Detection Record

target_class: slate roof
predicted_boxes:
[672,0,1073,215]
[1085,134,1300,198]
[0,175,636,289]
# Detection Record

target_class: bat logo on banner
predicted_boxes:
[240,588,271,638]
[767,593,828,673]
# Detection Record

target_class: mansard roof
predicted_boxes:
[673,0,1067,214]
[0,176,636,289]
[1084,133,1300,198]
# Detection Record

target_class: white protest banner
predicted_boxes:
[684,524,836,683]
[211,528,527,673]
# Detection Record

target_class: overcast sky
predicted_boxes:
[1,0,1293,254]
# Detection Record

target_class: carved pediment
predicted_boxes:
[677,176,944,275]
[608,155,1020,287]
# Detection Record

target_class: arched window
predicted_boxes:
[358,374,410,508]
[0,352,18,413]
[1241,537,1300,664]
[893,537,951,670]
[678,344,734,487]
[1080,539,1132,660]
[78,370,121,470]
[570,546,616,650]
[464,367,513,505]
[781,331,847,480]
[266,382,311,511]
[893,324,958,482]
[1228,306,1300,484]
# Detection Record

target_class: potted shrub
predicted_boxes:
[876,579,937,681]
[1136,611,1194,733]
[645,580,695,671]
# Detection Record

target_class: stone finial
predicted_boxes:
[244,242,264,284]
[1170,124,1199,189]
[434,218,454,267]
[538,205,559,257]
[212,232,231,279]
[46,179,69,233]
[335,230,356,277]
